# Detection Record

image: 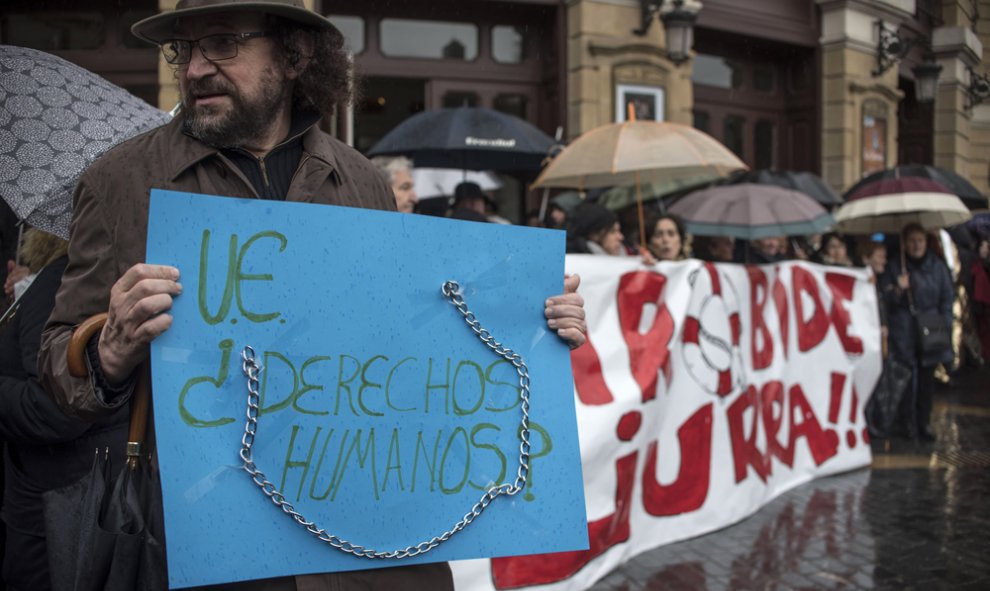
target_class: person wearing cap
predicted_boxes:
[37,1,588,589]
[451,181,489,215]
[370,156,418,214]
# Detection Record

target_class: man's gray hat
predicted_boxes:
[131,0,337,44]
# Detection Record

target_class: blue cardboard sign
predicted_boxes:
[146,189,588,588]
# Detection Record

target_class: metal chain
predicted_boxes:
[238,280,532,560]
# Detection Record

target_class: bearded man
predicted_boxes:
[38,1,587,589]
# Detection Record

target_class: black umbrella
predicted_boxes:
[366,106,555,171]
[41,317,166,591]
[728,169,843,206]
[843,165,987,210]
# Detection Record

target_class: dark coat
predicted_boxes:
[38,116,452,590]
[0,256,128,590]
[882,250,954,367]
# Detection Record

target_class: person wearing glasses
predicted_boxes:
[37,1,588,590]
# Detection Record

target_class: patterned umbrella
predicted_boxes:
[668,183,834,239]
[0,45,171,239]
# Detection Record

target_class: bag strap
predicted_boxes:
[67,313,150,470]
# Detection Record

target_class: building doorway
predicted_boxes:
[691,29,818,173]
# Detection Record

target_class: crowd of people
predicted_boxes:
[369,143,990,449]
[366,150,988,447]
[549,196,987,443]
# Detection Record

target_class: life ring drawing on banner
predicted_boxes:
[681,263,745,397]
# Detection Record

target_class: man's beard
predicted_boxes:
[181,67,289,149]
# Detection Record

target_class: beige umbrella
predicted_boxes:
[834,194,971,234]
[532,117,746,247]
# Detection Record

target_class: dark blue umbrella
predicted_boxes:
[366,106,555,171]
[844,165,987,210]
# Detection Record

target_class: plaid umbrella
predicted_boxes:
[0,45,171,239]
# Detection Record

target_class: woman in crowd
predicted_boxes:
[644,213,686,262]
[817,232,853,266]
[0,228,128,590]
[566,202,626,255]
[693,235,735,262]
[881,223,954,442]
[749,236,786,263]
[861,235,889,331]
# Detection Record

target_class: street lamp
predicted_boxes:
[911,61,942,104]
[661,1,697,66]
[871,20,941,104]
[633,0,698,66]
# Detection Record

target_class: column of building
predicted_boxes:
[156,0,180,110]
[931,1,984,190]
[817,0,908,193]
[966,0,990,196]
[564,0,694,138]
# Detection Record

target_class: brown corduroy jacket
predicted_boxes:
[38,115,453,591]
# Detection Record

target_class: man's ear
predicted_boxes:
[285,30,315,79]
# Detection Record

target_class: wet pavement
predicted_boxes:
[589,366,990,591]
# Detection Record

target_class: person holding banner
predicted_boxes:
[644,213,686,262]
[37,1,587,589]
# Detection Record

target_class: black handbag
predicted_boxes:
[914,309,951,356]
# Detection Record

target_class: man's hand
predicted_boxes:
[98,263,181,385]
[4,260,29,298]
[545,273,587,350]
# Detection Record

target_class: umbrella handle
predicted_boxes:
[68,312,151,470]
[67,313,107,378]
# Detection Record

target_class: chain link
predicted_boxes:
[238,280,532,560]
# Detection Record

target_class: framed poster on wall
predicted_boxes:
[615,84,665,122]
[861,100,887,176]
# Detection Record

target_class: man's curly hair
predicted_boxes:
[267,15,353,116]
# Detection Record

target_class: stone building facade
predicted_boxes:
[4,0,988,209]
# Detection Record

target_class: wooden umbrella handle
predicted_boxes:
[67,313,108,378]
[66,312,151,469]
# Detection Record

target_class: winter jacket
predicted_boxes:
[0,256,129,590]
[38,114,451,590]
[882,250,954,367]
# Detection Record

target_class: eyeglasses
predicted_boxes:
[160,32,268,65]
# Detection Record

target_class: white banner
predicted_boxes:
[452,257,882,591]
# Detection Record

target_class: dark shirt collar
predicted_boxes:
[166,108,338,182]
